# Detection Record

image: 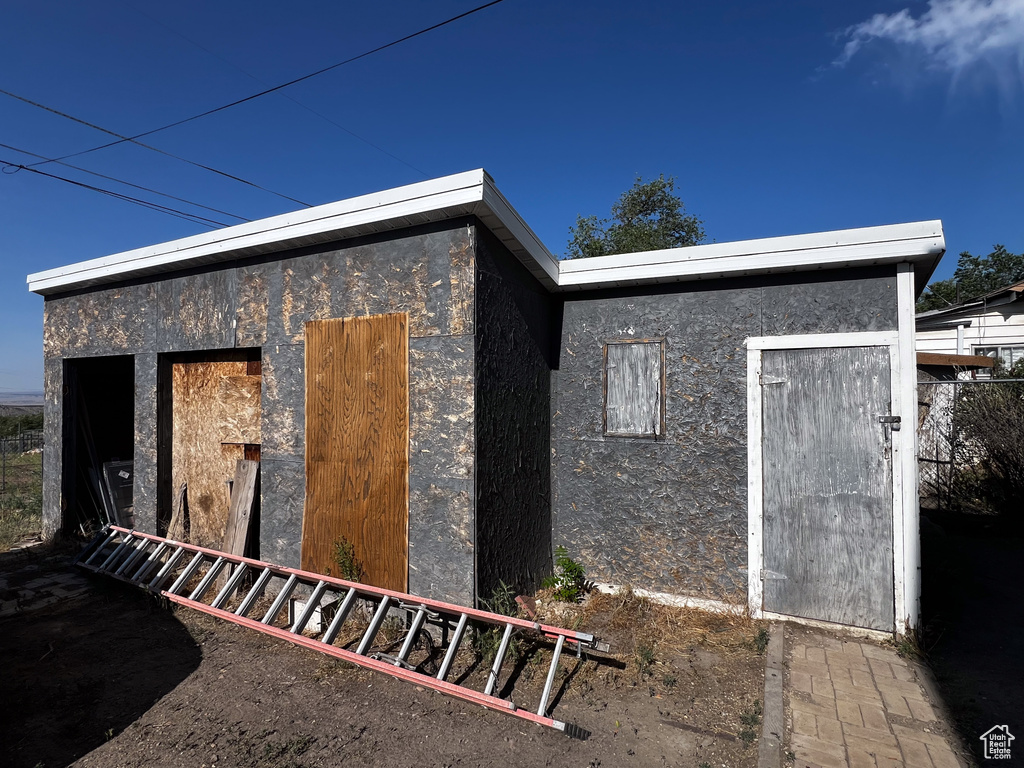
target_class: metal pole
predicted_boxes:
[916,378,1024,384]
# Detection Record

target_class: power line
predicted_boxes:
[0,87,310,207]
[0,141,250,223]
[22,0,506,167]
[1,158,229,228]
[127,2,430,177]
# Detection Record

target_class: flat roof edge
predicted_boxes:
[28,170,493,295]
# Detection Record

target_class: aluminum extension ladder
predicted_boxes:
[75,525,607,738]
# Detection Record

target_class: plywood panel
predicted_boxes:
[761,346,894,630]
[303,314,409,590]
[604,341,663,437]
[172,362,261,547]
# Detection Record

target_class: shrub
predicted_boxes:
[542,545,587,603]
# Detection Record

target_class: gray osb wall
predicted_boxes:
[42,219,478,604]
[551,267,899,604]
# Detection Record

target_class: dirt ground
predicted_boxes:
[0,551,768,768]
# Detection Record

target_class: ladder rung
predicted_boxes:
[84,530,118,565]
[115,539,150,576]
[356,596,391,655]
[211,564,250,610]
[261,574,298,625]
[167,551,206,595]
[290,580,329,634]
[132,542,169,583]
[189,556,227,602]
[321,587,358,645]
[436,613,469,682]
[235,568,273,617]
[537,634,566,717]
[396,606,429,664]
[99,534,135,571]
[149,547,186,590]
[484,624,514,696]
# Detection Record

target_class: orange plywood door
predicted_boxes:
[303,314,409,591]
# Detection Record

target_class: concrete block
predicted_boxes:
[907,698,937,723]
[837,699,864,726]
[925,744,960,768]
[816,716,844,745]
[849,748,880,768]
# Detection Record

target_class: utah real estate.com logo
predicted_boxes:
[980,725,1014,760]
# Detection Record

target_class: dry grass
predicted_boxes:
[536,586,764,675]
[0,451,43,552]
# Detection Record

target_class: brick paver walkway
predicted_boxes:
[785,631,962,768]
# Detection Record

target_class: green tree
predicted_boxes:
[565,175,705,259]
[917,245,1024,312]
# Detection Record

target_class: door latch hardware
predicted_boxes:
[878,415,901,431]
[760,569,788,580]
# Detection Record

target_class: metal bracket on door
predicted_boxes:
[760,569,788,580]
[878,415,901,431]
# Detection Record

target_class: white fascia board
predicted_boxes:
[28,169,560,295]
[479,177,559,286]
[556,221,945,291]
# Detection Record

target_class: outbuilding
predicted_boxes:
[30,169,944,635]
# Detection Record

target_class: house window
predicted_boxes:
[973,345,1024,375]
[603,340,665,438]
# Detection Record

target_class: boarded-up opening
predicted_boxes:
[303,314,409,591]
[163,351,261,548]
[62,356,135,534]
[603,340,665,438]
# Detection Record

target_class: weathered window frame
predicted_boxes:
[602,338,666,439]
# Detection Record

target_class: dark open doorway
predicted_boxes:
[62,355,135,535]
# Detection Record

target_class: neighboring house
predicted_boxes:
[916,281,1024,374]
[28,169,944,635]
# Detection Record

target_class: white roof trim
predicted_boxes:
[557,221,945,291]
[27,171,943,296]
[27,169,559,295]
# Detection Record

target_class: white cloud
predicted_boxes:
[836,0,1024,75]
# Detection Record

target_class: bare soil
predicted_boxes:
[1,553,768,768]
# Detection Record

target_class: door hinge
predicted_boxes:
[760,569,787,580]
[760,376,787,386]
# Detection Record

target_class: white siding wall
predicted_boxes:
[916,305,1024,355]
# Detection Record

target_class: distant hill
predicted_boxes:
[0,392,43,407]
[0,392,44,417]
[0,404,43,417]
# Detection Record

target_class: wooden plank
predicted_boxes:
[223,460,259,557]
[167,482,188,541]
[916,352,994,369]
[303,314,409,591]
[761,346,895,631]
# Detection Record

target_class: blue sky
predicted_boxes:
[2,0,1023,393]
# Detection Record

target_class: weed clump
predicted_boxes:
[474,580,524,664]
[542,545,586,603]
[739,699,762,745]
[328,535,364,582]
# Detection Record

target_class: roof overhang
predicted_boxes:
[558,220,945,293]
[27,170,559,295]
[27,170,945,297]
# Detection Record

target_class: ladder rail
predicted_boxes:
[91,526,603,651]
[76,526,606,738]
